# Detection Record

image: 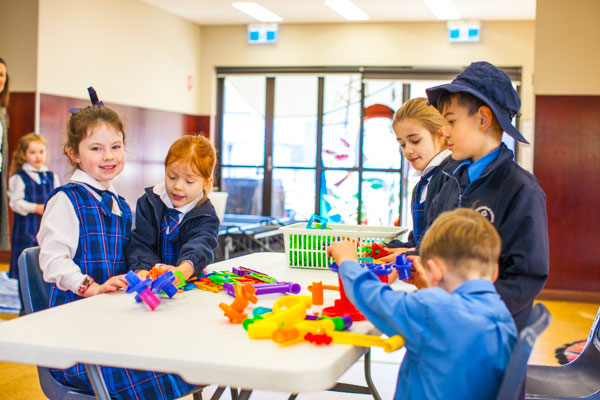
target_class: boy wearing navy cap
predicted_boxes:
[425,61,549,332]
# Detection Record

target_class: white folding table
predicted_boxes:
[0,253,388,399]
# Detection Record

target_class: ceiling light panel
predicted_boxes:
[324,0,369,21]
[424,0,461,20]
[231,2,282,22]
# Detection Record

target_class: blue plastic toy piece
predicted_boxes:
[151,270,178,298]
[306,214,328,229]
[124,271,161,310]
[391,254,413,280]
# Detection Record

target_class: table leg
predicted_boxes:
[84,364,111,400]
[210,386,227,400]
[363,348,381,400]
[236,389,253,400]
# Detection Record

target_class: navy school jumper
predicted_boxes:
[126,187,220,276]
[9,170,55,278]
[427,145,549,331]
[46,183,195,399]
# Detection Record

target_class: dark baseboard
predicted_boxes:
[0,250,9,264]
[537,288,600,303]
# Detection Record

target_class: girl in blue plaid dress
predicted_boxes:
[7,133,60,280]
[126,135,219,284]
[381,98,453,277]
[37,104,197,399]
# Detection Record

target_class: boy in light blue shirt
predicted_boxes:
[327,208,517,400]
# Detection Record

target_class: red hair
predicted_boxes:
[165,134,216,182]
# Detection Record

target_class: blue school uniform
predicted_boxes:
[387,152,455,249]
[126,187,220,276]
[339,260,517,400]
[9,170,55,279]
[46,182,195,399]
[427,144,549,331]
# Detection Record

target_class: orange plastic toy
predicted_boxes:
[219,283,258,323]
[307,281,339,306]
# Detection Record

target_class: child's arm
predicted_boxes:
[125,195,162,272]
[37,192,91,294]
[8,174,43,216]
[327,240,427,342]
[175,212,220,279]
[495,187,549,329]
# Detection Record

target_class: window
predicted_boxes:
[216,67,521,227]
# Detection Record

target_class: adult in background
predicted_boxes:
[0,58,10,251]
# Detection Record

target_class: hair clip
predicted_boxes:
[69,86,104,114]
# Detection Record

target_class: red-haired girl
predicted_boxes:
[126,134,220,283]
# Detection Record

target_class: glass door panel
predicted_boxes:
[273,76,317,168]
[360,171,401,226]
[222,167,264,215]
[222,76,266,166]
[272,168,316,220]
[321,170,359,224]
[322,75,362,168]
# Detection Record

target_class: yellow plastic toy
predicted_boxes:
[246,295,312,339]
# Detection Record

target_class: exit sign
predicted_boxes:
[447,21,481,43]
[248,23,278,44]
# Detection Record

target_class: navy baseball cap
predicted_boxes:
[426,61,528,144]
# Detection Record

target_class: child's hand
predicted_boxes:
[327,240,359,266]
[378,247,409,264]
[34,204,44,215]
[157,262,194,286]
[405,256,430,289]
[136,269,150,280]
[85,275,128,297]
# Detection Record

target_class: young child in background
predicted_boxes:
[7,133,60,279]
[382,98,453,265]
[425,61,549,331]
[328,208,517,400]
[126,135,219,283]
[37,100,196,398]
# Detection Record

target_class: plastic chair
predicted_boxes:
[18,247,205,400]
[496,303,552,400]
[525,305,600,400]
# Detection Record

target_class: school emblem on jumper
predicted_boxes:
[476,206,495,223]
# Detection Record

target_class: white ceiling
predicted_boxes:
[140,0,536,25]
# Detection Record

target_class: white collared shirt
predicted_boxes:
[411,149,452,202]
[7,163,61,216]
[37,169,124,294]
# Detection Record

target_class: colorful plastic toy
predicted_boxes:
[306,214,329,229]
[219,283,258,323]
[307,281,339,306]
[124,271,161,311]
[150,270,178,298]
[222,281,301,297]
[245,296,312,339]
[390,254,413,280]
[324,330,405,353]
[368,242,390,260]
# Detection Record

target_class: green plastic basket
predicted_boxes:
[279,223,408,269]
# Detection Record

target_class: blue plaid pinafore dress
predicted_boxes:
[159,208,181,265]
[411,169,435,247]
[47,183,195,399]
[9,170,55,279]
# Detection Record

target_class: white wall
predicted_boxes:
[199,21,536,168]
[0,0,39,91]
[535,0,600,95]
[37,0,203,114]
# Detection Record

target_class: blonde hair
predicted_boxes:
[9,133,48,175]
[420,208,501,278]
[165,134,216,202]
[393,97,447,146]
[64,105,125,169]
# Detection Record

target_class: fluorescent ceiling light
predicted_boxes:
[424,0,461,20]
[231,2,282,22]
[325,0,369,21]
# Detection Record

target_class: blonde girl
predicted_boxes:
[7,133,60,279]
[383,97,453,264]
[126,134,220,284]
